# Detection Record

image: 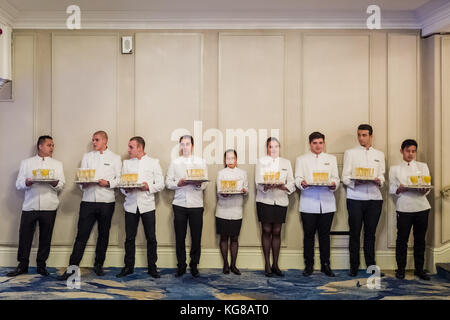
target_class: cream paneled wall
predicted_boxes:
[1,29,443,271]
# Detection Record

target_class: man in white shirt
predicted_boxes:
[59,131,121,280]
[166,135,208,277]
[342,124,385,277]
[7,136,65,277]
[389,139,431,281]
[116,137,164,278]
[295,132,339,277]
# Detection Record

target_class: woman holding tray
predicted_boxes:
[255,137,295,277]
[216,149,248,275]
[166,135,208,278]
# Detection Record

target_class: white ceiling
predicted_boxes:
[1,0,449,35]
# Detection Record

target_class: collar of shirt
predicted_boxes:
[35,154,51,161]
[402,159,415,167]
[357,145,374,151]
[94,148,111,156]
[308,151,323,158]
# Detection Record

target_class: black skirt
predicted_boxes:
[216,217,242,237]
[256,202,287,224]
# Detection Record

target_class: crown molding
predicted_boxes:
[417,0,450,36]
[11,9,419,30]
[0,0,18,26]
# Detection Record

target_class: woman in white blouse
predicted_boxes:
[255,137,296,277]
[216,149,248,275]
[166,135,208,278]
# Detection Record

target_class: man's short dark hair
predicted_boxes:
[401,139,418,150]
[357,124,373,135]
[130,136,145,150]
[309,131,325,143]
[179,135,194,145]
[37,135,53,150]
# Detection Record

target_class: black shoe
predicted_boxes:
[223,265,230,274]
[415,270,431,281]
[93,264,105,276]
[116,267,134,278]
[302,266,313,277]
[175,267,186,277]
[395,269,405,280]
[148,268,161,279]
[36,266,50,276]
[230,266,241,275]
[6,266,28,277]
[272,266,284,277]
[190,265,200,278]
[321,264,336,277]
[57,269,74,281]
[349,267,359,277]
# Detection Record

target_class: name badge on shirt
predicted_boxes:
[374,159,380,163]
[104,163,111,166]
[324,162,330,165]
[282,168,287,171]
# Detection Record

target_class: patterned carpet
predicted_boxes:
[0,267,449,300]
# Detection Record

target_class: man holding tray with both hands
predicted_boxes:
[59,130,122,280]
[116,136,164,278]
[342,124,385,278]
[7,135,65,277]
[295,132,340,278]
[389,139,431,281]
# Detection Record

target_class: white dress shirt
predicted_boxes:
[389,160,431,212]
[121,154,165,214]
[215,167,248,220]
[16,155,65,211]
[166,155,208,208]
[295,152,340,214]
[79,148,122,203]
[255,156,295,207]
[342,145,385,201]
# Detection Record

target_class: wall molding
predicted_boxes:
[0,246,424,272]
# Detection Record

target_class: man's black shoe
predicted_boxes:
[395,269,405,280]
[302,266,313,277]
[321,264,336,277]
[148,268,161,279]
[37,266,50,276]
[349,267,358,277]
[6,266,28,277]
[415,270,431,281]
[93,264,105,276]
[190,265,200,278]
[175,267,186,277]
[57,269,74,281]
[116,267,134,278]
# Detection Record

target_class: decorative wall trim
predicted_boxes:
[0,246,423,271]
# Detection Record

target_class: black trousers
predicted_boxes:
[301,212,334,268]
[396,210,429,272]
[17,210,57,269]
[124,209,157,270]
[347,199,383,269]
[173,205,204,269]
[69,201,115,266]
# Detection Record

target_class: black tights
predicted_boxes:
[261,222,282,272]
[219,235,239,268]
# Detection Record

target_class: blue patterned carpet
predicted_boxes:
[0,267,448,300]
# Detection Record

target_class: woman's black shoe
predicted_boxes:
[230,266,241,275]
[223,265,230,274]
[272,266,284,277]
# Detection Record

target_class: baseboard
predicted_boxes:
[426,242,450,273]
[0,246,422,271]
